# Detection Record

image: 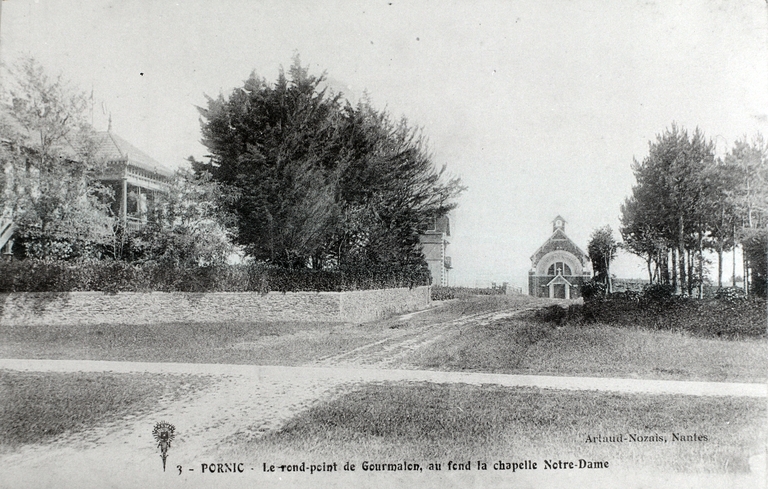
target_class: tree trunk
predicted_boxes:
[732,223,737,287]
[698,228,704,299]
[678,215,686,295]
[671,248,678,292]
[744,252,750,296]
[717,238,723,289]
[687,248,694,296]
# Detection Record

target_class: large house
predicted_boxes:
[528,216,591,299]
[94,131,175,231]
[0,130,173,255]
[420,216,452,286]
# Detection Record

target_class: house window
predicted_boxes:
[547,262,572,275]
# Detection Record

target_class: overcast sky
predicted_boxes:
[2,0,767,288]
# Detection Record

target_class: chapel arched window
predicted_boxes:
[548,262,572,275]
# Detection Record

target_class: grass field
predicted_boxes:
[404,316,768,382]
[0,370,212,452]
[0,320,383,365]
[228,381,766,474]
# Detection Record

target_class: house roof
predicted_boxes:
[95,131,175,178]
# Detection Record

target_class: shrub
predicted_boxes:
[431,286,506,301]
[610,290,641,302]
[533,304,582,325]
[581,279,607,301]
[0,259,430,293]
[641,283,675,302]
[578,293,766,339]
[715,287,747,303]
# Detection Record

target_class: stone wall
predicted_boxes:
[0,287,431,326]
[339,286,432,323]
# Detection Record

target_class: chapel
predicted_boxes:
[528,216,591,299]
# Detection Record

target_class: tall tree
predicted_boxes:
[726,134,768,296]
[621,124,715,295]
[194,60,346,267]
[0,57,113,260]
[701,159,739,288]
[588,225,617,292]
[329,100,463,272]
[727,134,768,229]
[620,195,667,283]
[194,58,463,272]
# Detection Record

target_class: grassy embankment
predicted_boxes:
[402,296,768,383]
[230,381,765,474]
[0,370,212,453]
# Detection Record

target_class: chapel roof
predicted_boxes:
[530,218,589,266]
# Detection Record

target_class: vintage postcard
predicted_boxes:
[0,1,766,488]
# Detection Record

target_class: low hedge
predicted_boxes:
[577,295,767,338]
[0,260,429,293]
[431,286,507,301]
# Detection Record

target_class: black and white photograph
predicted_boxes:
[0,1,766,488]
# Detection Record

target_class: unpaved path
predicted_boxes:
[0,364,348,489]
[2,358,765,398]
[315,302,542,367]
[0,358,765,489]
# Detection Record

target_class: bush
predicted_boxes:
[641,283,675,302]
[431,286,506,301]
[0,259,430,293]
[581,279,607,301]
[609,290,641,302]
[715,287,747,303]
[578,293,766,339]
[533,304,582,325]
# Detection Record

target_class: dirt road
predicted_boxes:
[315,302,542,367]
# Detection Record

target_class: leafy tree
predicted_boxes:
[0,57,113,260]
[588,225,617,292]
[620,195,668,283]
[726,134,768,295]
[329,101,463,273]
[621,125,768,297]
[194,58,464,274]
[620,124,715,296]
[194,60,344,268]
[740,228,767,298]
[125,169,237,267]
[727,134,768,229]
[702,160,740,288]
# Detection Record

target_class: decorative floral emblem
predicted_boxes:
[152,421,176,471]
